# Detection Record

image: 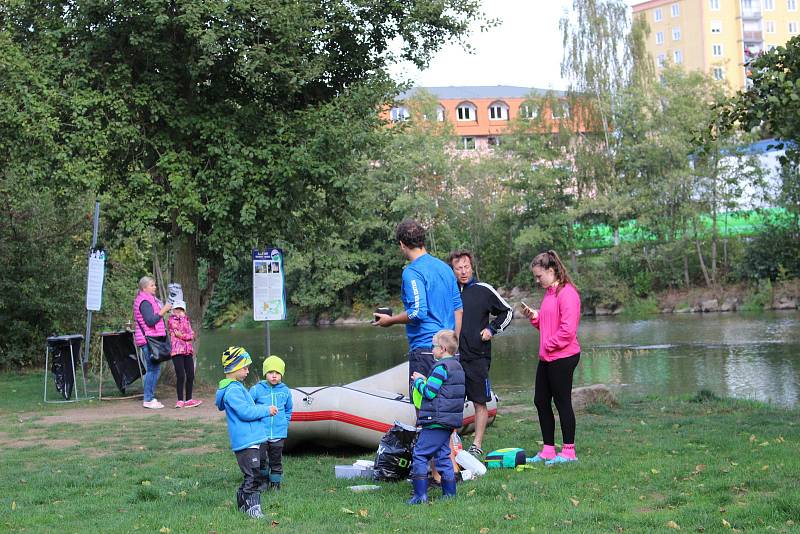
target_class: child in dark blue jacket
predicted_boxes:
[215,346,270,519]
[408,329,465,504]
[250,355,293,490]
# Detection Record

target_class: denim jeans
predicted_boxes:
[141,344,162,401]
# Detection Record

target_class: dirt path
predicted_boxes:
[27,397,223,425]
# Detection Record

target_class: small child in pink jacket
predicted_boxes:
[168,301,202,408]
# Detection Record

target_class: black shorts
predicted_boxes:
[461,357,492,404]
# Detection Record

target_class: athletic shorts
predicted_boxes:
[408,347,434,398]
[461,357,492,404]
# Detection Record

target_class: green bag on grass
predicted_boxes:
[485,448,526,469]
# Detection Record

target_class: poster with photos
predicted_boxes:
[253,247,286,321]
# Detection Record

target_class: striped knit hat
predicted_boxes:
[221,346,252,374]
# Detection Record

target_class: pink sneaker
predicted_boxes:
[175,400,185,408]
[184,399,203,408]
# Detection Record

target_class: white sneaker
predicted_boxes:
[143,400,164,409]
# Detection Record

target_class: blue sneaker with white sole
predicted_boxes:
[545,455,578,466]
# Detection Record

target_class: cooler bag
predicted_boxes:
[485,447,526,469]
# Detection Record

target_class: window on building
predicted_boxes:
[487,136,501,147]
[764,0,775,9]
[674,50,683,64]
[711,20,722,33]
[767,43,777,51]
[765,20,776,33]
[790,21,799,33]
[390,106,410,122]
[712,67,724,80]
[657,53,667,67]
[671,3,680,16]
[712,43,723,56]
[456,102,476,121]
[790,0,798,11]
[654,8,663,21]
[710,0,720,9]
[459,137,475,150]
[656,31,664,44]
[488,101,509,120]
[673,27,682,40]
[742,0,753,9]
[519,101,539,119]
[550,101,569,119]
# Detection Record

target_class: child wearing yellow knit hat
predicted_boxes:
[250,355,293,490]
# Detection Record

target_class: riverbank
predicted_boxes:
[1,373,797,532]
[284,279,800,326]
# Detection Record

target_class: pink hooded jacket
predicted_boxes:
[529,283,581,362]
[168,313,195,357]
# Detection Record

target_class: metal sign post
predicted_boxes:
[252,247,286,359]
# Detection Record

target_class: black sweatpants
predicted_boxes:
[234,447,265,496]
[533,353,580,445]
[259,439,285,486]
[172,354,194,401]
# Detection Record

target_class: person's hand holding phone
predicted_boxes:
[521,301,538,320]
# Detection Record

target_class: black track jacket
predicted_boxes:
[458,278,513,361]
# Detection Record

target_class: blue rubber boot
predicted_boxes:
[441,478,457,499]
[269,472,282,491]
[407,478,429,505]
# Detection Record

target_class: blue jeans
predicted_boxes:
[140,344,161,401]
[410,427,454,480]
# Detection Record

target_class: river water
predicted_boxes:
[196,311,800,408]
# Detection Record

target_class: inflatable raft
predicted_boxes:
[286,362,498,449]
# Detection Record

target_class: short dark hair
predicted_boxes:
[447,249,475,270]
[395,219,426,249]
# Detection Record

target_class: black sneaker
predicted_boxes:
[467,444,484,457]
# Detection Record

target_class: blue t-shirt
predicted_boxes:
[401,253,463,350]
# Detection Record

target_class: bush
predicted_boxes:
[738,218,800,281]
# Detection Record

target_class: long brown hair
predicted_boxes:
[530,250,574,292]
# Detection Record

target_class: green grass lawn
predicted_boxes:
[1,372,798,533]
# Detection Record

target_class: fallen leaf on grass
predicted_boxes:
[141,480,151,486]
[722,518,731,528]
[358,509,368,517]
[271,520,279,527]
[759,441,770,447]
[570,498,580,507]
[467,489,476,496]
[692,464,705,475]
[504,514,517,520]
[749,435,756,443]
[341,508,355,514]
[666,520,680,529]
[650,469,660,475]
[762,465,769,470]
[479,528,489,534]
[11,501,16,511]
[159,528,171,534]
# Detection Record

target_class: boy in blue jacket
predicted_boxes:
[408,329,465,504]
[215,346,270,519]
[250,355,293,490]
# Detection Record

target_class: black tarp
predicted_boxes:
[101,331,145,394]
[47,335,83,400]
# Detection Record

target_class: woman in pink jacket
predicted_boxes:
[522,250,581,465]
[168,301,202,408]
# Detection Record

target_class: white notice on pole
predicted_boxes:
[86,249,106,311]
[253,248,286,321]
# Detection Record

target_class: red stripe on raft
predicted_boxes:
[292,407,498,433]
[292,411,393,433]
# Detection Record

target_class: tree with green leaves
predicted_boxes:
[1,0,487,329]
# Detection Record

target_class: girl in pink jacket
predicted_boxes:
[168,301,202,408]
[522,250,581,465]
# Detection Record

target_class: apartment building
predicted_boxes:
[633,0,798,91]
[388,86,573,151]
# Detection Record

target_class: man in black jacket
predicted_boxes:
[447,250,513,457]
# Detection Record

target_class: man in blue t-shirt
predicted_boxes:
[374,219,463,397]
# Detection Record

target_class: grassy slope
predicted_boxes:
[1,373,798,533]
